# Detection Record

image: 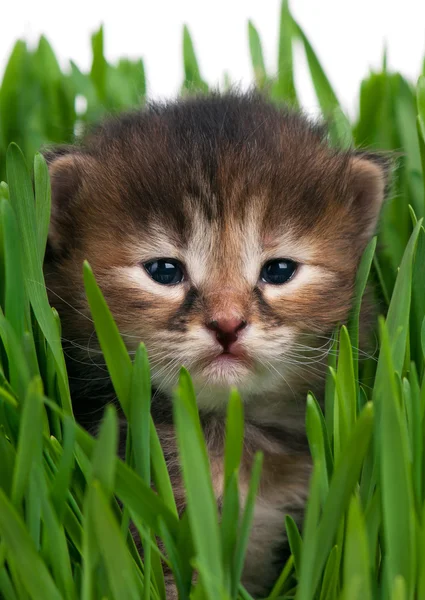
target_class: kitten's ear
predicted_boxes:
[44,149,93,253]
[347,152,391,241]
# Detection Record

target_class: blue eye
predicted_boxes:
[144,259,184,285]
[261,259,297,285]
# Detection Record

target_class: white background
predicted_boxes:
[2,0,425,118]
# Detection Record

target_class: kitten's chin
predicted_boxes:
[190,355,269,411]
[199,354,251,386]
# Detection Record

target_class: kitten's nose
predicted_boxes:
[207,318,247,350]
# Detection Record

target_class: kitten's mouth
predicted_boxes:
[183,343,256,389]
[214,349,248,363]
[198,347,254,380]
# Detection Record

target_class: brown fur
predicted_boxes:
[43,92,388,596]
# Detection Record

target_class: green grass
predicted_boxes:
[0,2,425,598]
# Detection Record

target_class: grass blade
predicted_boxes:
[83,261,132,417]
[173,368,224,599]
[248,21,267,88]
[0,488,62,600]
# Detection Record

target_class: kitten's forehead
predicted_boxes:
[68,94,376,274]
[134,199,320,290]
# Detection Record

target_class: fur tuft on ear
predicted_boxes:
[347,151,392,242]
[43,149,95,255]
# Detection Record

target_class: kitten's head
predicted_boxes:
[44,93,388,412]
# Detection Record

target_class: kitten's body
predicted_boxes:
[44,93,386,596]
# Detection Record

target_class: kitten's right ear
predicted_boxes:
[44,149,91,254]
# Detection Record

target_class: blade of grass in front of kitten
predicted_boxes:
[285,515,303,577]
[422,316,425,359]
[158,518,189,600]
[380,219,422,375]
[74,422,180,537]
[348,236,377,382]
[416,76,425,225]
[224,388,244,486]
[306,394,329,503]
[222,390,243,592]
[0,489,62,600]
[0,195,5,313]
[11,377,44,506]
[1,199,27,345]
[83,261,132,417]
[295,459,323,600]
[418,503,425,598]
[89,481,142,600]
[34,153,51,261]
[232,452,263,597]
[324,330,338,436]
[192,559,231,600]
[318,546,339,600]
[392,576,408,600]
[395,78,424,220]
[411,227,425,373]
[4,557,29,600]
[0,568,18,600]
[403,370,422,508]
[343,494,372,600]
[39,473,77,600]
[336,326,357,433]
[0,428,16,498]
[81,474,99,600]
[300,403,374,598]
[379,318,415,595]
[174,512,196,595]
[0,284,31,403]
[50,416,76,520]
[130,344,157,600]
[267,555,294,600]
[221,472,239,593]
[149,418,178,517]
[26,469,42,550]
[173,368,224,600]
[6,143,71,412]
[373,251,391,306]
[332,365,347,462]
[130,343,151,481]
[91,405,118,497]
[308,392,333,477]
[0,388,20,450]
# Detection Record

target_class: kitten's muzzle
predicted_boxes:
[206,318,247,352]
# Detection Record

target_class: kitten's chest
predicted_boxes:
[156,418,311,595]
[156,419,311,513]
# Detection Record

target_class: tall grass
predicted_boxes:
[0,1,425,598]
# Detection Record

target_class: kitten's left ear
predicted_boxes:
[347,152,392,241]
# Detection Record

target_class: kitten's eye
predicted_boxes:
[144,259,184,285]
[260,259,297,285]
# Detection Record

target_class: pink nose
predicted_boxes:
[207,318,247,350]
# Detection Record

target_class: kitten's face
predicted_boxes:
[44,95,386,410]
[96,205,354,406]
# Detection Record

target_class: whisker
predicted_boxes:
[257,358,296,400]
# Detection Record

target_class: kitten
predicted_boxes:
[43,92,387,597]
